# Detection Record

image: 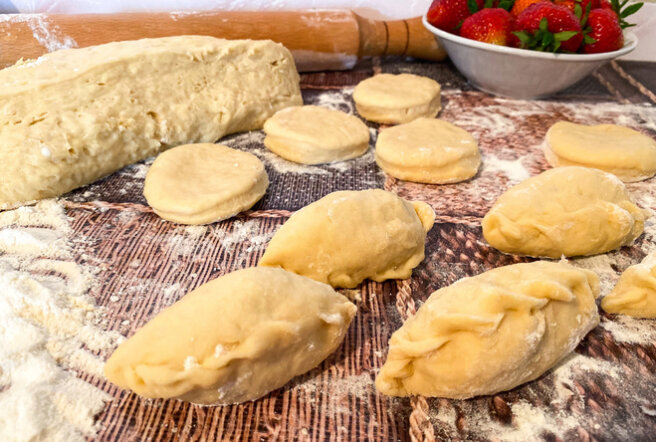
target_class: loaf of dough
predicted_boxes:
[144,143,268,225]
[375,118,480,184]
[259,189,435,288]
[602,252,656,318]
[104,267,357,405]
[263,105,370,164]
[0,36,302,209]
[376,261,600,398]
[482,166,647,258]
[353,74,441,125]
[544,121,656,182]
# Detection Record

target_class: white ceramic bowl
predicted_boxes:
[422,15,638,99]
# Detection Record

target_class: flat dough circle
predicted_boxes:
[375,118,481,184]
[353,73,441,124]
[544,121,656,182]
[263,105,370,164]
[144,143,268,225]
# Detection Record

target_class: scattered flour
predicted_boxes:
[482,154,531,183]
[0,200,122,442]
[214,219,273,254]
[600,316,656,345]
[0,14,77,52]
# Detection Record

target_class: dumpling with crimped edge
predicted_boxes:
[482,166,648,258]
[376,261,600,399]
[104,267,357,405]
[602,252,656,318]
[258,189,435,288]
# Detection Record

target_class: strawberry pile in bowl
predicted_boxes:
[422,0,640,98]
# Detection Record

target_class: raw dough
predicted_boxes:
[544,121,656,182]
[482,166,647,258]
[376,261,600,398]
[144,143,268,225]
[353,73,441,124]
[602,252,656,318]
[263,105,370,164]
[259,189,435,288]
[0,36,302,209]
[375,118,480,184]
[104,267,357,405]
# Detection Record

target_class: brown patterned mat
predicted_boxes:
[5,58,656,441]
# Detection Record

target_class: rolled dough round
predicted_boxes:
[544,121,656,182]
[262,105,370,164]
[375,118,480,184]
[144,143,268,225]
[353,73,441,124]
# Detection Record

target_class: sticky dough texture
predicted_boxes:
[353,74,441,124]
[144,143,268,225]
[375,118,481,184]
[259,189,436,288]
[0,36,302,209]
[544,121,656,182]
[104,267,357,405]
[482,166,647,258]
[376,261,600,399]
[263,105,370,164]
[602,252,656,318]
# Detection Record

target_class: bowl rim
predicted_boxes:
[422,14,638,61]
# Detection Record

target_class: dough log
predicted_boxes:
[0,36,302,209]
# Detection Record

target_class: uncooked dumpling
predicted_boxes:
[263,105,370,164]
[482,166,647,258]
[376,261,600,399]
[104,267,357,405]
[602,252,656,318]
[144,143,268,225]
[375,118,480,184]
[353,74,441,124]
[544,121,656,182]
[259,189,435,288]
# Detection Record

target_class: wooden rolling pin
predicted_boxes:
[0,10,446,71]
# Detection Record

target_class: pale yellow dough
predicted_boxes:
[376,261,600,399]
[375,118,480,184]
[259,189,435,288]
[544,121,656,182]
[143,144,268,225]
[482,166,647,258]
[0,36,302,209]
[353,74,441,124]
[602,252,656,318]
[263,105,370,164]
[104,267,357,405]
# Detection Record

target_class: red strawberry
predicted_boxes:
[461,8,514,45]
[554,0,597,14]
[597,0,644,29]
[511,0,543,17]
[426,0,485,34]
[583,9,624,53]
[511,1,584,52]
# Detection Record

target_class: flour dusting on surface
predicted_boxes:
[0,200,122,442]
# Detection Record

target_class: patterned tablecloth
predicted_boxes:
[6,57,656,441]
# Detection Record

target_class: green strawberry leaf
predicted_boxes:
[554,31,579,42]
[467,0,480,14]
[611,0,621,13]
[584,34,597,44]
[512,31,532,45]
[498,0,515,11]
[484,0,494,8]
[581,2,591,27]
[621,3,643,18]
[574,4,582,20]
[539,17,548,32]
